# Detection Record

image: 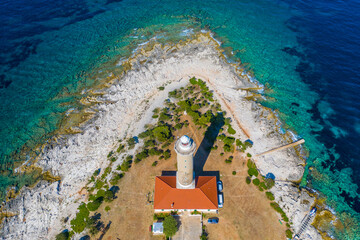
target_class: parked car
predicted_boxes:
[217,180,223,192]
[218,193,224,208]
[208,218,219,224]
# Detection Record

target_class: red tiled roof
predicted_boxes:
[154,176,218,210]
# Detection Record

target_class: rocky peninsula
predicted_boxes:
[0,33,322,239]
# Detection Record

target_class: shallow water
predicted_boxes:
[1,0,359,238]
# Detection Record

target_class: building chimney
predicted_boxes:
[174,135,196,189]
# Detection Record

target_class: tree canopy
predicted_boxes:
[163,215,178,237]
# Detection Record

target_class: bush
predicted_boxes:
[246,177,251,184]
[117,144,125,153]
[109,173,124,185]
[120,160,130,172]
[228,126,236,135]
[149,148,162,156]
[135,149,149,161]
[105,206,111,212]
[163,150,171,160]
[225,159,232,164]
[286,229,293,239]
[264,178,275,189]
[110,157,116,162]
[158,86,165,91]
[247,159,256,169]
[104,190,115,202]
[127,138,136,149]
[139,130,152,139]
[107,151,113,158]
[56,231,70,240]
[247,153,252,158]
[189,77,197,85]
[94,180,105,189]
[163,215,178,237]
[152,114,159,118]
[247,168,259,177]
[153,125,171,142]
[220,153,224,156]
[144,139,155,148]
[232,171,236,175]
[253,178,260,186]
[152,161,158,167]
[223,144,232,152]
[70,203,90,233]
[93,169,100,176]
[87,197,104,211]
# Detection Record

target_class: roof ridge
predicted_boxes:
[198,178,218,208]
[158,176,175,189]
[196,176,212,188]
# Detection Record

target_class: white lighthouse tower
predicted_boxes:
[174,135,197,189]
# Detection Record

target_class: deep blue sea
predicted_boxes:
[1,0,359,238]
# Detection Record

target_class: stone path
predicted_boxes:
[173,213,202,240]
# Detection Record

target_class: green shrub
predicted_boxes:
[163,215,178,237]
[152,114,159,118]
[189,77,197,85]
[121,161,130,172]
[107,151,113,158]
[127,138,136,149]
[152,161,158,167]
[144,139,155,147]
[232,171,236,175]
[117,144,125,153]
[158,86,165,91]
[87,197,104,211]
[286,229,293,239]
[55,231,70,240]
[260,182,267,190]
[228,126,236,135]
[247,153,252,158]
[163,149,171,160]
[247,159,256,169]
[153,125,171,142]
[220,153,224,156]
[94,180,105,189]
[135,149,149,160]
[159,112,172,121]
[162,142,171,149]
[253,178,260,186]
[223,136,235,145]
[174,123,183,129]
[264,178,275,189]
[105,206,111,212]
[93,169,100,176]
[225,159,232,164]
[104,190,115,202]
[109,173,124,185]
[139,130,152,139]
[223,144,232,152]
[247,168,259,177]
[258,186,264,191]
[246,177,251,184]
[70,203,90,233]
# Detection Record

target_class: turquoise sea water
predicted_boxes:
[1,0,359,238]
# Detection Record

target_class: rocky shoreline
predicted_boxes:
[0,33,322,239]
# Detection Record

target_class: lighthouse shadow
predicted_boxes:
[194,112,225,180]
